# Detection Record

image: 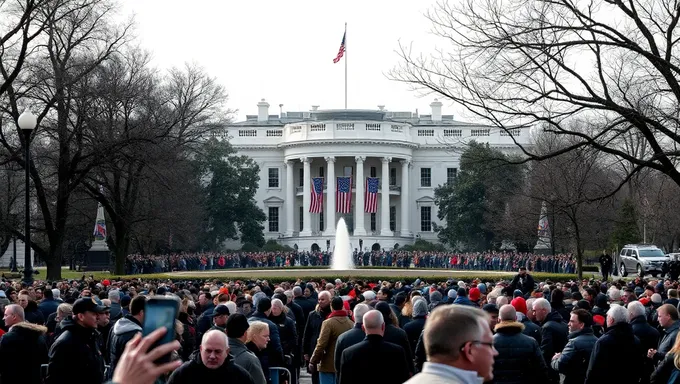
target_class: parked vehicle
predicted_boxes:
[618,244,668,277]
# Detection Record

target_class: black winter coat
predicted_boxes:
[540,310,568,384]
[47,316,105,384]
[651,352,676,384]
[655,320,680,363]
[248,311,284,369]
[338,334,410,384]
[520,316,542,346]
[414,330,426,372]
[302,306,330,357]
[0,322,49,384]
[383,323,415,374]
[334,324,365,372]
[294,297,317,323]
[550,327,598,384]
[167,351,254,384]
[403,316,426,356]
[632,314,661,384]
[585,322,644,384]
[108,315,142,374]
[491,321,549,384]
[269,312,298,358]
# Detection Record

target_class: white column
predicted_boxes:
[323,156,336,236]
[380,157,393,236]
[400,159,412,237]
[300,157,313,236]
[285,160,295,237]
[354,156,367,236]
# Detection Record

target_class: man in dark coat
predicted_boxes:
[375,301,415,375]
[585,304,644,384]
[303,291,331,384]
[403,298,427,356]
[294,285,316,323]
[599,250,612,281]
[167,329,254,384]
[338,310,410,384]
[248,297,284,371]
[533,298,568,384]
[334,303,369,374]
[37,289,60,320]
[108,295,146,374]
[629,301,660,384]
[47,298,107,384]
[0,304,49,384]
[551,309,598,384]
[492,304,549,384]
[649,304,680,365]
[510,267,535,296]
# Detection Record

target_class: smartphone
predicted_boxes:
[142,296,180,363]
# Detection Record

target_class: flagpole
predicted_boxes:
[344,22,347,110]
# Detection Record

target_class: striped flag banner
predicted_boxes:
[310,177,324,213]
[365,177,379,213]
[336,176,352,213]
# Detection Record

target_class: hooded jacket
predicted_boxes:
[47,316,105,384]
[108,315,142,373]
[167,350,254,384]
[0,322,49,384]
[492,321,548,384]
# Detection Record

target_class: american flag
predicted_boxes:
[333,31,346,64]
[336,177,352,213]
[364,177,379,213]
[310,177,324,213]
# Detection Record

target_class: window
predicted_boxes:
[390,168,397,186]
[266,130,282,137]
[471,129,491,137]
[343,166,353,177]
[370,167,377,178]
[421,168,431,187]
[320,212,324,232]
[370,213,377,232]
[268,207,279,232]
[268,168,279,188]
[421,206,432,232]
[299,168,304,187]
[417,129,434,137]
[390,206,396,231]
[446,168,457,185]
[299,206,303,232]
[443,129,462,137]
[319,167,324,178]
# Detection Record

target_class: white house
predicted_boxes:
[220,99,531,251]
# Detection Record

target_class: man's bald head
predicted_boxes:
[200,330,229,369]
[362,310,385,335]
[318,290,331,300]
[499,304,516,321]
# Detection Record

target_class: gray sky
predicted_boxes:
[118,0,456,121]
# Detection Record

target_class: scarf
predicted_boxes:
[328,309,348,319]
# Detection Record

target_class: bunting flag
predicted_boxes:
[310,177,324,213]
[365,177,379,213]
[336,176,352,213]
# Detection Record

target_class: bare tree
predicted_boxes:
[391,0,680,191]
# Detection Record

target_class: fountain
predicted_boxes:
[331,218,355,270]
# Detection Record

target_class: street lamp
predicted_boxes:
[18,110,36,285]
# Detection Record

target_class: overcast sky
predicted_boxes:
[118,0,457,122]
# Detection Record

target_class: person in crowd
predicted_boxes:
[248,297,284,376]
[167,329,254,384]
[97,304,113,362]
[404,298,428,356]
[629,300,660,384]
[47,298,107,384]
[482,304,500,333]
[0,304,48,384]
[405,305,497,384]
[210,304,230,333]
[338,309,410,384]
[551,309,598,384]
[310,296,353,384]
[649,304,680,364]
[532,298,568,383]
[37,288,60,320]
[19,292,45,325]
[510,267,535,296]
[109,295,146,374]
[226,313,267,384]
[492,304,548,384]
[518,297,541,345]
[375,301,416,375]
[599,250,612,281]
[269,298,297,384]
[108,289,123,321]
[334,303,370,375]
[585,304,644,384]
[303,290,331,384]
[246,321,272,380]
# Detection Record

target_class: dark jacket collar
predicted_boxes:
[568,326,594,339]
[630,315,648,325]
[364,334,384,343]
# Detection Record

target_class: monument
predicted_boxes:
[533,201,552,255]
[85,196,110,271]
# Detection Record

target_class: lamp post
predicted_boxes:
[18,110,36,285]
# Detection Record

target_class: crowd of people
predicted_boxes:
[1,264,678,383]
[125,250,578,274]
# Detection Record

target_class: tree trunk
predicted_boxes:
[112,220,129,275]
[45,248,62,280]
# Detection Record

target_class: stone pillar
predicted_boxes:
[300,157,312,236]
[400,159,412,237]
[354,156,367,236]
[380,157,393,236]
[285,160,295,237]
[323,156,336,236]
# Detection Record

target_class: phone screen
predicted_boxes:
[142,298,179,360]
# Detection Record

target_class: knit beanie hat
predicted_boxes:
[511,297,528,315]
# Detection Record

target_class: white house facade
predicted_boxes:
[220,99,531,252]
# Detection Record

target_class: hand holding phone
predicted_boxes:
[142,296,180,364]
